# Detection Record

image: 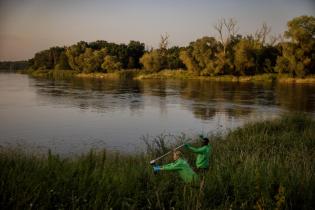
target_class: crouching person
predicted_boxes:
[153,150,198,184]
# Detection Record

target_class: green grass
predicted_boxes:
[1,114,314,209]
[78,70,315,84]
[77,69,152,80]
[27,69,315,84]
[29,69,80,80]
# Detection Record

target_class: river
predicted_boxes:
[0,73,314,155]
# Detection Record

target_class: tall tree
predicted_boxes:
[192,36,220,75]
[214,18,239,74]
[139,34,171,71]
[140,50,162,72]
[214,18,238,55]
[254,23,271,46]
[179,49,200,73]
[233,38,256,75]
[65,41,88,71]
[179,37,220,75]
[275,15,315,76]
[127,41,145,69]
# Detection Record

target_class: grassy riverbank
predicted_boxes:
[1,114,314,209]
[76,69,315,83]
[27,69,315,84]
[26,69,80,80]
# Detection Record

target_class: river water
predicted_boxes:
[0,73,314,155]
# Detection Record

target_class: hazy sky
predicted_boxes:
[0,0,314,61]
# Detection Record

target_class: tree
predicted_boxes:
[78,48,109,73]
[254,23,271,46]
[275,15,315,76]
[127,41,145,69]
[214,18,239,74]
[192,37,220,75]
[179,49,199,73]
[252,23,281,74]
[88,40,131,68]
[284,16,315,44]
[55,51,70,70]
[157,33,170,69]
[140,50,162,72]
[233,38,256,75]
[139,34,171,72]
[179,37,220,75]
[32,50,53,70]
[65,41,88,71]
[159,33,169,57]
[29,46,69,70]
[88,40,109,50]
[213,51,233,75]
[214,18,238,55]
[166,46,185,69]
[258,46,279,73]
[101,55,122,73]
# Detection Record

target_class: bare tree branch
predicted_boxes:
[255,23,271,45]
[214,18,238,55]
[159,33,169,51]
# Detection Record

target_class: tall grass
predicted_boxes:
[29,69,80,80]
[0,114,314,209]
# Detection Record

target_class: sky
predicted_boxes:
[0,0,314,61]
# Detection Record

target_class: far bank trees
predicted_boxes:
[25,15,314,77]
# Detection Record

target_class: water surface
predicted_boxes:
[0,73,314,155]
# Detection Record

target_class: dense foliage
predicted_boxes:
[27,40,145,73]
[275,16,315,77]
[3,15,314,77]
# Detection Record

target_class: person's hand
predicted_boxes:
[153,165,161,173]
[184,143,190,149]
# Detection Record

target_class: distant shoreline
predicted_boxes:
[25,69,315,84]
[75,70,315,84]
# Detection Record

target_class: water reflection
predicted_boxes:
[32,78,146,113]
[31,77,315,119]
[275,83,315,113]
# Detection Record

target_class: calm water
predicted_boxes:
[0,73,314,155]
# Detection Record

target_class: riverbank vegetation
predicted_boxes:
[76,70,315,83]
[1,114,314,209]
[2,15,313,81]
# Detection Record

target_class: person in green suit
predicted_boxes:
[153,150,198,184]
[184,135,211,189]
[184,136,211,172]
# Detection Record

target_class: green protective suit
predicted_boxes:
[161,158,198,183]
[186,144,211,169]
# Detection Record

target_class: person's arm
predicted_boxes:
[185,144,207,154]
[161,160,182,171]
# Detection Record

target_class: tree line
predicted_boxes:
[2,15,314,77]
[27,40,146,73]
[0,61,28,71]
